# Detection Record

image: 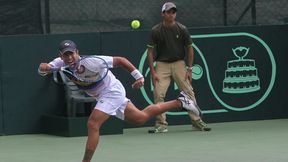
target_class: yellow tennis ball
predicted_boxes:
[131,20,140,29]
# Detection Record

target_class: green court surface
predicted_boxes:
[0,119,287,162]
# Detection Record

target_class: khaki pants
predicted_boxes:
[154,60,197,128]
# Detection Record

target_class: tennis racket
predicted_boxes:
[51,56,109,89]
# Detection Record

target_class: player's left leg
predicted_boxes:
[124,91,199,125]
[124,100,180,125]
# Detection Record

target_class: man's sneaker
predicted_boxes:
[148,127,168,133]
[178,91,201,116]
[191,119,211,131]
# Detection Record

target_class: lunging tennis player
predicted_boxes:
[38,40,201,162]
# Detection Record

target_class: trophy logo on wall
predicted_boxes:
[223,46,260,94]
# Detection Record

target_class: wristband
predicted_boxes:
[187,66,193,70]
[131,69,143,80]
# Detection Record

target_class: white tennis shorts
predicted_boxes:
[93,84,129,120]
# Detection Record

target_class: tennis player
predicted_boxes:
[38,40,201,162]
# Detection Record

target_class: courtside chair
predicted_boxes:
[53,72,96,117]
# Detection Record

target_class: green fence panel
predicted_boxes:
[187,25,288,123]
[0,48,3,135]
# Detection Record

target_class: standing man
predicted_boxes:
[147,2,211,133]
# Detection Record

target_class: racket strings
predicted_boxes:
[75,58,103,82]
[62,56,109,89]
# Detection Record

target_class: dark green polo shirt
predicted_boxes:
[147,22,193,62]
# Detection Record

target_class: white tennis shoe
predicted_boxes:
[177,91,201,116]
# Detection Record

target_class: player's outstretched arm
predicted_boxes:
[112,56,144,89]
[38,63,53,76]
[39,63,52,71]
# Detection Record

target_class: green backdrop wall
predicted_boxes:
[183,25,287,123]
[0,48,3,134]
[0,25,287,135]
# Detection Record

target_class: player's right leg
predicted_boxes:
[82,109,110,162]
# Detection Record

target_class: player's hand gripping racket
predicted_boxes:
[51,56,109,88]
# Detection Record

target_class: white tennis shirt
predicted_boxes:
[49,55,126,100]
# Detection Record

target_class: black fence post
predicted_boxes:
[44,0,50,33]
[223,0,227,26]
[251,0,256,25]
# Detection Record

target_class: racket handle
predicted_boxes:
[38,67,60,76]
[38,68,49,76]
